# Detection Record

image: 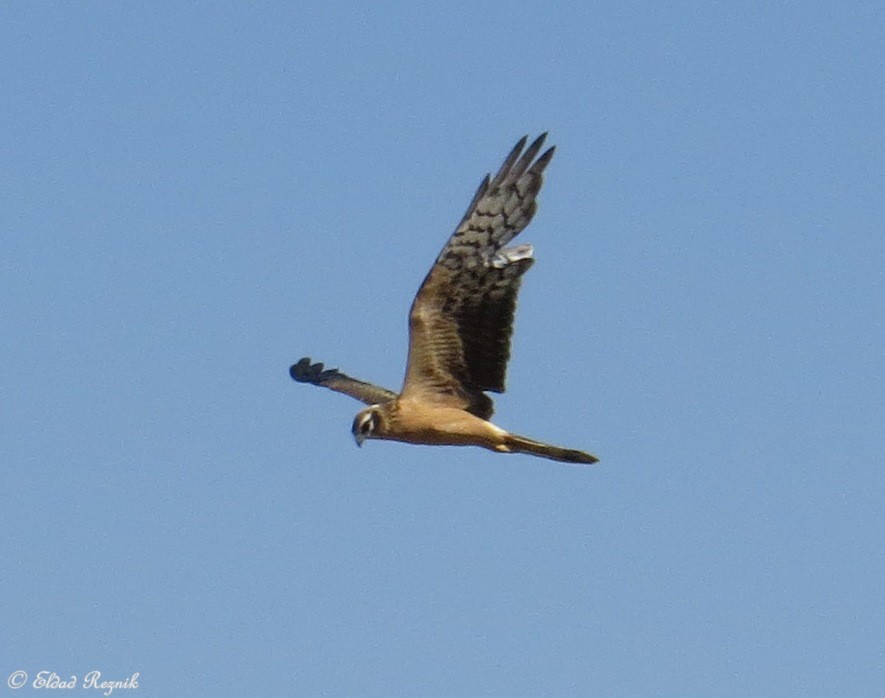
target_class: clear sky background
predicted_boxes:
[2,3,883,696]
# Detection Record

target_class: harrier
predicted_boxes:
[290,134,598,464]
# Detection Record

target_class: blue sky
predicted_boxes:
[2,2,883,695]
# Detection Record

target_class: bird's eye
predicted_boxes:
[360,415,374,434]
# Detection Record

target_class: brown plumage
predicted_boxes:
[290,134,598,465]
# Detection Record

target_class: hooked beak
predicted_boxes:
[353,431,365,448]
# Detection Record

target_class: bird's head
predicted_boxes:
[352,406,383,447]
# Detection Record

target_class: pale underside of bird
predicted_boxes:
[290,134,598,465]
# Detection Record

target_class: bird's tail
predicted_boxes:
[503,433,599,465]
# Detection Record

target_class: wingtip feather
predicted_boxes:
[289,357,336,383]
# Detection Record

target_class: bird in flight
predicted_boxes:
[290,134,598,465]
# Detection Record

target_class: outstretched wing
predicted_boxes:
[400,134,555,420]
[290,357,398,406]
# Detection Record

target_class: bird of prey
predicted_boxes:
[290,134,598,465]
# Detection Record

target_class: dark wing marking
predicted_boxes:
[290,357,398,406]
[400,134,555,420]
